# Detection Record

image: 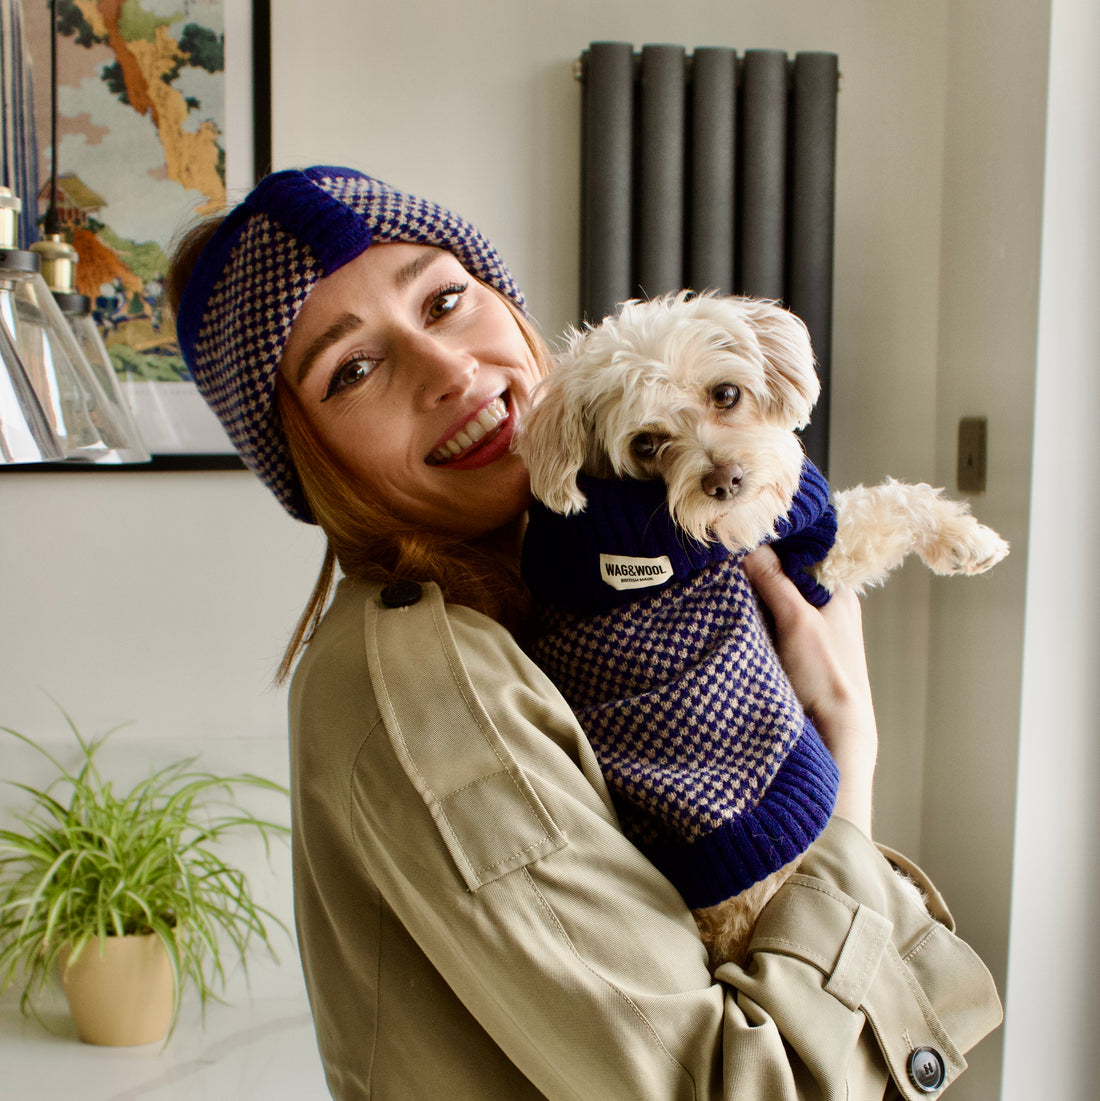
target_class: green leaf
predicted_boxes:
[0,707,289,1040]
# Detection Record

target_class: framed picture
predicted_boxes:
[19,0,270,468]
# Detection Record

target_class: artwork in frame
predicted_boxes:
[22,0,270,467]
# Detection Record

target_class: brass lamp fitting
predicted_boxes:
[31,233,79,296]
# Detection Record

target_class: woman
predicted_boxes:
[169,165,1000,1099]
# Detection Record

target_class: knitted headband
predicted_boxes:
[175,166,527,522]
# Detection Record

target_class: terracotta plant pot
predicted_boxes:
[59,933,175,1046]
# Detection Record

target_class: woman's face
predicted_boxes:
[279,243,542,538]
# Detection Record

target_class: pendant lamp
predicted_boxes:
[32,233,150,464]
[0,190,63,463]
[0,186,148,463]
[0,187,64,463]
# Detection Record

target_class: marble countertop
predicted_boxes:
[0,988,329,1101]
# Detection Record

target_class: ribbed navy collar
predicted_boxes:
[522,459,836,613]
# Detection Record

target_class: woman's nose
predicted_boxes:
[406,333,477,405]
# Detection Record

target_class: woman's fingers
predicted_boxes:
[743,546,877,836]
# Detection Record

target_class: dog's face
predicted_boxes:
[516,292,820,551]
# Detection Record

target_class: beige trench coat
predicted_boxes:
[288,577,1001,1099]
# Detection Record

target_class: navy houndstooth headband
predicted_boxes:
[175,166,526,522]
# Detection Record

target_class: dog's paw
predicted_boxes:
[920,513,1009,575]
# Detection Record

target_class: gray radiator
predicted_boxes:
[577,42,838,473]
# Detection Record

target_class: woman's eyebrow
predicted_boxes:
[294,311,362,387]
[395,247,447,290]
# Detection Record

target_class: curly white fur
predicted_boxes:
[818,480,1010,594]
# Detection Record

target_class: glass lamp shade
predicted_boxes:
[0,301,65,463]
[52,288,151,465]
[0,249,148,464]
[0,193,64,463]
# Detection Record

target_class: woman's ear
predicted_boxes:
[514,374,592,515]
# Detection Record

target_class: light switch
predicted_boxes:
[957,416,987,494]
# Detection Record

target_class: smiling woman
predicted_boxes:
[272,243,552,664]
[164,165,1000,1101]
[166,169,552,661]
[277,242,542,536]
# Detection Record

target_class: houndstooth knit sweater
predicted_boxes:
[521,460,841,909]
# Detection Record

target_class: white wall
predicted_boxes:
[0,472,321,740]
[922,1,1051,1096]
[1001,0,1100,1094]
[5,1,1086,1094]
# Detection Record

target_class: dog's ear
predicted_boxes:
[740,299,820,429]
[515,373,592,515]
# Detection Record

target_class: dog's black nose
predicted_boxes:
[703,463,743,500]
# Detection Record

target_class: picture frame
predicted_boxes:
[14,0,271,471]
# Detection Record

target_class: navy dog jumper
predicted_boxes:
[521,461,840,909]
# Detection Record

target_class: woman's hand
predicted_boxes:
[742,546,877,837]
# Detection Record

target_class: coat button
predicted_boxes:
[908,1046,946,1093]
[380,581,422,608]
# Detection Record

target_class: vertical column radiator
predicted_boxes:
[577,42,838,473]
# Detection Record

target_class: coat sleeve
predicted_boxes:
[354,582,1001,1100]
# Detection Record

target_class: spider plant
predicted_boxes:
[0,709,290,1039]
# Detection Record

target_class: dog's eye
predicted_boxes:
[712,383,741,410]
[630,433,663,459]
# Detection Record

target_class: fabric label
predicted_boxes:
[599,553,674,591]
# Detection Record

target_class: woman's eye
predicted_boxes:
[712,383,741,409]
[630,432,663,459]
[322,355,376,401]
[427,283,468,321]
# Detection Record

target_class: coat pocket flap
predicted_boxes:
[365,583,567,892]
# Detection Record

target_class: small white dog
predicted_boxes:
[515,291,1008,966]
[521,291,1008,595]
